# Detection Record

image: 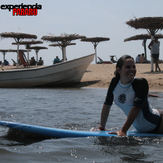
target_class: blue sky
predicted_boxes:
[0,0,163,65]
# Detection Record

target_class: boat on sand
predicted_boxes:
[0,54,94,88]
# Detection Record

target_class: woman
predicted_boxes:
[99,55,163,136]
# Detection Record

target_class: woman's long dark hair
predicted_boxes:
[114,55,134,80]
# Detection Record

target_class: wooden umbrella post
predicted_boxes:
[92,42,98,64]
[142,39,147,60]
[62,46,67,61]
[81,37,110,64]
[36,49,39,63]
[16,38,20,65]
[42,34,84,61]
[2,51,5,63]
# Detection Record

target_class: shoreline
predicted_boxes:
[81,64,163,92]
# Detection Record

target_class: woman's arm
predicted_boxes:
[117,106,141,136]
[99,104,111,130]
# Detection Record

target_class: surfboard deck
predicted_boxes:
[0,121,163,138]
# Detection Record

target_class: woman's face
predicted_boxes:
[118,58,136,84]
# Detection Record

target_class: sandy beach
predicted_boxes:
[81,64,163,92]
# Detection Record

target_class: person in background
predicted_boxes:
[139,53,145,63]
[4,59,9,66]
[99,55,163,136]
[37,57,44,65]
[148,37,161,72]
[53,56,61,64]
[30,57,36,66]
[135,54,140,63]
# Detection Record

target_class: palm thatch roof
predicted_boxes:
[42,34,84,61]
[12,40,43,53]
[81,37,110,42]
[29,46,48,50]
[12,40,43,45]
[124,34,150,42]
[126,17,163,35]
[41,34,85,42]
[124,34,163,42]
[49,43,76,47]
[0,49,29,53]
[0,32,37,40]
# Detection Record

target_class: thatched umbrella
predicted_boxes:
[126,17,163,36]
[124,33,163,41]
[12,40,43,61]
[124,34,163,59]
[49,43,76,60]
[125,34,150,59]
[28,46,48,64]
[49,43,76,47]
[0,32,37,64]
[81,37,110,64]
[0,49,29,63]
[41,34,85,61]
[124,34,150,42]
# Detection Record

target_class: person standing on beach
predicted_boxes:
[98,55,163,136]
[148,37,161,72]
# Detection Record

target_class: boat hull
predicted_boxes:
[0,54,94,88]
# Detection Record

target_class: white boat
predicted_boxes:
[0,54,94,88]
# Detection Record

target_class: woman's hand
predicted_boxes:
[98,125,105,131]
[90,127,105,131]
[116,130,126,136]
[109,129,126,136]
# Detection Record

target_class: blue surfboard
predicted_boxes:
[0,121,163,138]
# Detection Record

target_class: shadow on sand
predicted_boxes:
[75,80,101,88]
[143,70,163,74]
[52,80,101,88]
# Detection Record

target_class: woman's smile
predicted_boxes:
[119,58,136,84]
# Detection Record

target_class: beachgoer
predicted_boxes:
[148,37,161,72]
[53,56,61,64]
[99,55,163,136]
[110,55,117,63]
[30,57,36,66]
[135,54,141,63]
[139,53,145,63]
[4,59,9,66]
[37,57,44,65]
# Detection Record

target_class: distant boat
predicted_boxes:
[0,54,94,88]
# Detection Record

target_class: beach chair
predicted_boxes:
[11,59,16,66]
[18,51,29,67]
[97,57,112,64]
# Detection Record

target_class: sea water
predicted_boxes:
[0,88,163,163]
